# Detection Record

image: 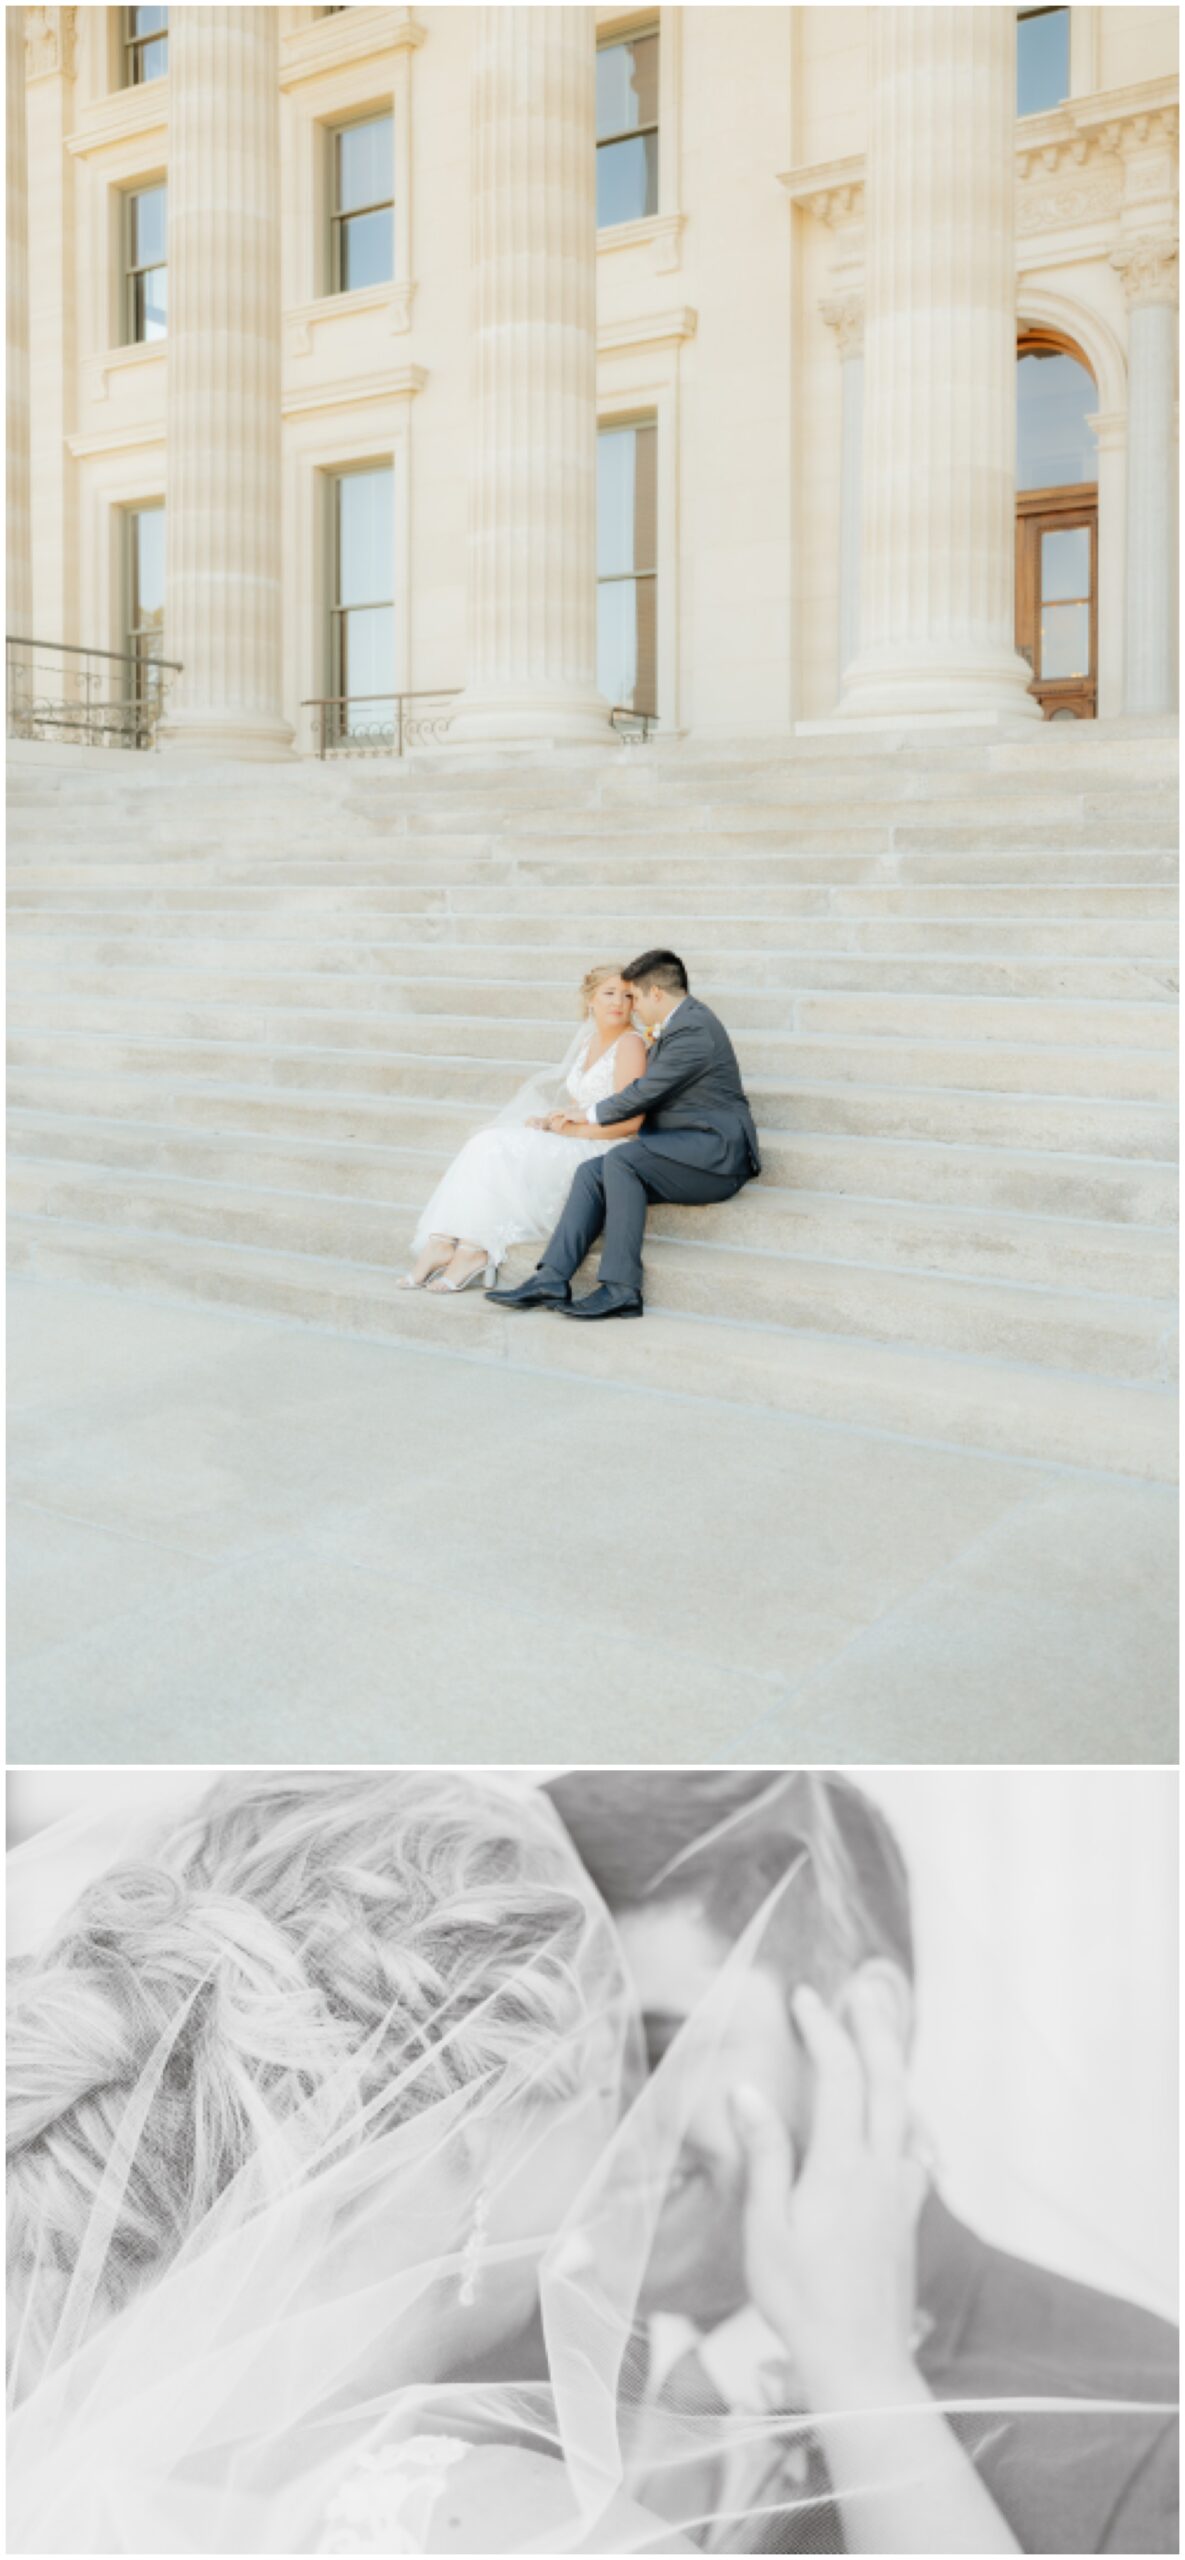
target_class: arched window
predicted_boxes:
[1017,332,1098,493]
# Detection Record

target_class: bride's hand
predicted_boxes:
[730,1981,925,2410]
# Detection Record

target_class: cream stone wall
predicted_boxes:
[18,4,1180,741]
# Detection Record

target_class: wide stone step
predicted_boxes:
[10,1053,1175,1158]
[8,1014,1175,1101]
[10,1130,1174,1300]
[8,880,1178,923]
[8,1213,1174,1480]
[9,932,1178,1004]
[8,1158,1178,1382]
[11,1103,1177,1228]
[9,911,1177,967]
[10,850,1179,898]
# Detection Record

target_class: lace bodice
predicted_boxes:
[320,2437,471,2554]
[565,1034,625,1112]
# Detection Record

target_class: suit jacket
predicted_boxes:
[755,2195,1179,2555]
[592,995,761,1182]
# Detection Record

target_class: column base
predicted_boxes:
[446,683,616,748]
[832,643,1042,728]
[156,712,295,762]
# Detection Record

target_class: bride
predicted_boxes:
[7,1769,683,2556]
[7,1771,1023,2554]
[401,966,648,1294]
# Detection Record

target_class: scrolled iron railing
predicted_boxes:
[302,691,658,756]
[302,691,463,758]
[6,635,181,752]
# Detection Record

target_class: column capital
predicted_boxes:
[1112,234,1179,307]
[24,6,75,83]
[820,291,864,360]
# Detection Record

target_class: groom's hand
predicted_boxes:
[729,1982,924,2409]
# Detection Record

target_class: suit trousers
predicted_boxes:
[540,1136,742,1297]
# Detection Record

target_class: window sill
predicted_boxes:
[84,340,167,405]
[596,211,685,274]
[67,79,169,159]
[287,279,415,355]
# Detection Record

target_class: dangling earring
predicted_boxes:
[458,2188,489,2308]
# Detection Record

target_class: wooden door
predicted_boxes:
[1015,485,1098,719]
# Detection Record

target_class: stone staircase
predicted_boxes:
[7,723,1178,1480]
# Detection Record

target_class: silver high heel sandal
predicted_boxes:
[426,1255,497,1295]
[398,1248,455,1291]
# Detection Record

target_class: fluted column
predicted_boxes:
[822,293,864,689]
[1114,240,1178,715]
[158,8,291,758]
[7,8,32,642]
[839,8,1038,725]
[450,6,612,746]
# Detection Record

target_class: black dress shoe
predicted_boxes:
[484,1274,571,1310]
[560,1286,644,1322]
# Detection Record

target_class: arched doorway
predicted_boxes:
[1016,331,1099,718]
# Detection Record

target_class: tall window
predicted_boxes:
[125,184,167,344]
[125,6,168,86]
[597,420,657,715]
[331,466,395,735]
[330,114,394,292]
[126,505,165,697]
[1017,345,1097,490]
[1017,8,1069,115]
[596,27,659,227]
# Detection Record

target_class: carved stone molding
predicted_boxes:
[597,306,697,357]
[778,159,865,234]
[24,5,75,83]
[1111,234,1179,307]
[282,364,427,417]
[820,291,864,360]
[286,279,416,359]
[596,211,686,275]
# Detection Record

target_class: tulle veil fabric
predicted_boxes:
[493,1026,596,1132]
[7,1773,1176,2555]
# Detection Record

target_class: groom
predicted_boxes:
[547,1771,1180,2555]
[487,950,760,1322]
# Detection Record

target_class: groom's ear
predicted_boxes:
[834,1958,914,2057]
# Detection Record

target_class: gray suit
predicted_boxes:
[539,995,761,1298]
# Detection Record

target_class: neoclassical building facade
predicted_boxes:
[6,3,1179,753]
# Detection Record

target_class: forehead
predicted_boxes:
[615,1897,790,2038]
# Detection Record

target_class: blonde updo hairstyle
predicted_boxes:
[7,1771,621,2391]
[579,963,627,1016]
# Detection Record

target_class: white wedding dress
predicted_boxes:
[412,1034,627,1270]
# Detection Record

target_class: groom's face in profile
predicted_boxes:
[616,1896,806,2323]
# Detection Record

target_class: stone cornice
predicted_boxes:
[597,307,697,356]
[781,78,1177,237]
[279,5,424,90]
[66,78,168,157]
[281,364,426,416]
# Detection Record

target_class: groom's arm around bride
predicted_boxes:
[488,951,761,1321]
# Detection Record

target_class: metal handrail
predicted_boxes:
[300,689,463,758]
[6,634,181,672]
[6,633,182,751]
[300,690,658,755]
